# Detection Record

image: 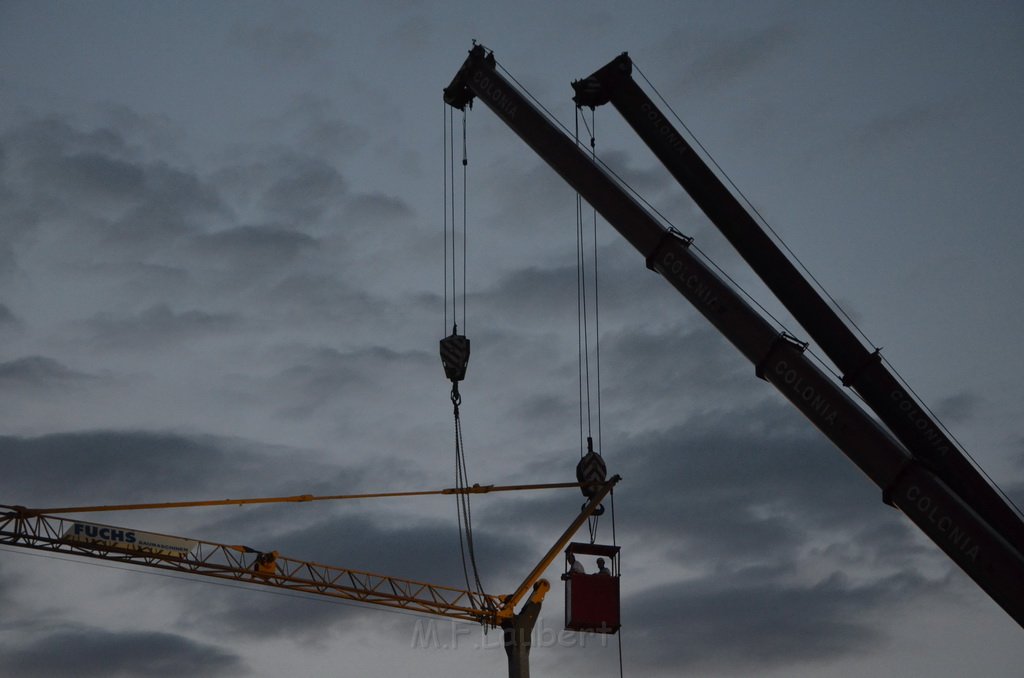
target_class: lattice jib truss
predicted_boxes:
[0,509,504,625]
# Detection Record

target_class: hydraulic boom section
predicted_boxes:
[572,52,1024,561]
[444,44,1024,627]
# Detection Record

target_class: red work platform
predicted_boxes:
[564,542,620,633]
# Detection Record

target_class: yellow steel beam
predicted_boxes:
[496,475,620,619]
[10,481,587,516]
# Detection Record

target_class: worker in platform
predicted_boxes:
[596,557,611,576]
[562,552,586,580]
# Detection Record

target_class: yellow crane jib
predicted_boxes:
[0,475,619,630]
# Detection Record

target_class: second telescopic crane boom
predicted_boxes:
[570,51,1024,562]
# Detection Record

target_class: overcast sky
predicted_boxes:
[1,1,1023,676]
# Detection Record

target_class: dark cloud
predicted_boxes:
[264,273,380,321]
[211,152,345,228]
[847,100,960,152]
[1,116,224,254]
[2,118,132,169]
[0,430,223,507]
[190,225,318,270]
[125,161,221,214]
[599,322,751,405]
[260,154,345,225]
[478,157,577,235]
[100,164,224,249]
[74,261,192,301]
[0,427,437,542]
[79,303,241,350]
[671,24,800,94]
[0,430,324,508]
[470,234,703,339]
[615,399,910,565]
[266,344,433,419]
[483,394,890,563]
[461,254,764,442]
[0,626,245,678]
[931,390,983,424]
[508,391,578,436]
[44,150,145,200]
[472,264,578,329]
[0,356,93,390]
[276,514,529,588]
[230,15,333,66]
[5,118,218,216]
[99,105,185,158]
[262,95,366,157]
[269,349,366,418]
[0,559,18,613]
[345,192,414,223]
[177,584,375,643]
[0,244,16,281]
[593,149,677,198]
[621,569,935,674]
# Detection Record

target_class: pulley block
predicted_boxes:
[440,332,471,382]
[576,449,607,499]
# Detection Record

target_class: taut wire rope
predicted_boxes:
[575,106,607,546]
[442,103,487,607]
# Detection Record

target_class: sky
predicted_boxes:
[1,1,1022,676]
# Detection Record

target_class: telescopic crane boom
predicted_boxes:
[570,52,1024,558]
[443,44,1024,627]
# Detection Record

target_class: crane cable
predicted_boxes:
[441,103,488,609]
[454,397,487,607]
[575,107,606,545]
[487,49,618,543]
[445,49,625,672]
[442,101,468,342]
[577,98,625,678]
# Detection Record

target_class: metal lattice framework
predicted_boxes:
[0,509,503,624]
